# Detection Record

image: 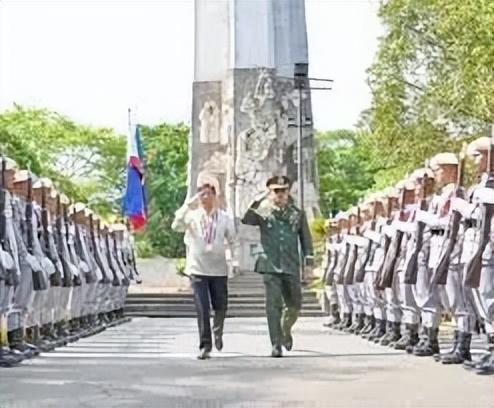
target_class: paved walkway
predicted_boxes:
[0,317,492,408]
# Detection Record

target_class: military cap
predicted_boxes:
[1,157,18,171]
[334,211,349,221]
[110,223,126,233]
[33,177,53,189]
[59,193,70,205]
[409,167,435,181]
[467,137,491,156]
[69,202,86,214]
[13,170,30,183]
[382,187,399,199]
[429,153,459,169]
[266,175,291,190]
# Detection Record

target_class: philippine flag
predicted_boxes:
[123,124,148,231]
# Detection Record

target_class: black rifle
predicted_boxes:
[113,233,130,286]
[433,152,465,285]
[0,156,7,283]
[465,137,494,288]
[89,215,110,284]
[374,197,394,289]
[380,189,407,288]
[336,217,352,285]
[344,207,361,285]
[104,229,120,287]
[55,195,72,288]
[64,203,81,287]
[355,201,377,283]
[73,208,95,284]
[25,173,48,291]
[41,186,61,287]
[404,172,429,284]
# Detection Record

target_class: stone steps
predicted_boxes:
[125,271,322,318]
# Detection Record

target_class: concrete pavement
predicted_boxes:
[0,317,492,408]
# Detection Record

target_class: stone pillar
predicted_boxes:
[189,0,319,271]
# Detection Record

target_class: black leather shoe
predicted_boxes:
[214,334,223,351]
[282,332,293,351]
[271,345,283,358]
[475,351,494,375]
[0,349,22,367]
[197,349,211,360]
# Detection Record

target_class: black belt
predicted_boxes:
[431,229,445,236]
[464,219,479,229]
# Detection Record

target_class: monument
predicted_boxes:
[188,0,319,271]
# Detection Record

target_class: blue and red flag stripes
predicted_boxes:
[123,124,148,231]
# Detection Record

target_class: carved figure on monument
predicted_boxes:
[199,99,220,144]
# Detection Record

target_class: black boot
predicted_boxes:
[407,325,427,354]
[324,305,341,328]
[345,314,360,333]
[464,334,494,372]
[413,327,439,356]
[0,346,23,367]
[382,322,401,346]
[350,314,366,334]
[441,332,472,364]
[30,325,55,352]
[335,313,352,331]
[8,328,38,359]
[375,321,392,344]
[358,315,375,336]
[394,324,419,351]
[367,319,386,341]
[434,330,458,362]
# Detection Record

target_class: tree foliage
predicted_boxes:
[138,122,189,258]
[316,129,376,217]
[362,0,493,189]
[0,105,126,215]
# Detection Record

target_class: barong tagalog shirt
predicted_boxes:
[172,205,239,277]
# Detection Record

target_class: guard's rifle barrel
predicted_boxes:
[0,156,9,285]
[380,188,406,288]
[337,216,352,285]
[434,150,466,285]
[405,172,429,284]
[466,128,494,288]
[344,208,360,284]
[374,197,393,288]
[56,194,70,288]
[356,203,375,283]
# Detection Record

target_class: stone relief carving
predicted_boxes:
[199,99,220,144]
[234,69,298,215]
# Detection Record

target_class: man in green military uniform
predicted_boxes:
[242,175,314,357]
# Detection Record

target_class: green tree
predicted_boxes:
[316,129,376,217]
[363,0,492,189]
[0,105,126,215]
[138,122,189,258]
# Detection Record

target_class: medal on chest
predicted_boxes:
[201,211,218,252]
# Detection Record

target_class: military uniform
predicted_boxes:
[242,176,313,357]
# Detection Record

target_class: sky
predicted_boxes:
[0,0,382,134]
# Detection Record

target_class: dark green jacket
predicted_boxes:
[241,197,314,276]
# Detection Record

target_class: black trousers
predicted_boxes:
[191,275,228,351]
